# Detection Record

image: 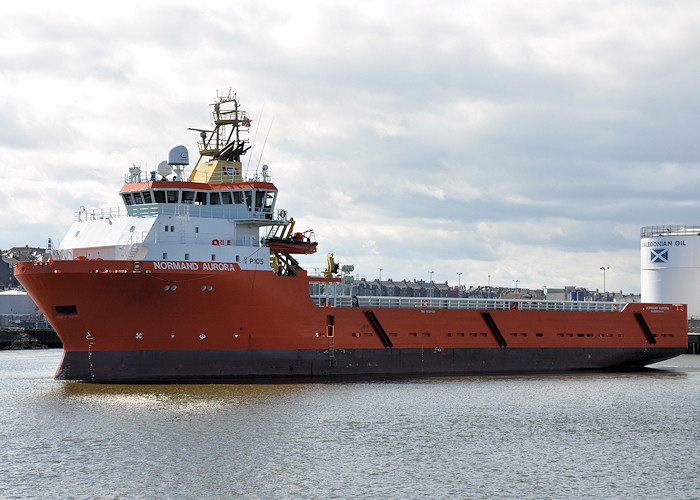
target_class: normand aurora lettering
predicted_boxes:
[153,261,236,271]
[153,261,199,271]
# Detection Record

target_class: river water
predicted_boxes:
[0,350,698,499]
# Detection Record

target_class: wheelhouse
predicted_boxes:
[120,181,277,217]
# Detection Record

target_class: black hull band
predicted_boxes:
[55,346,687,383]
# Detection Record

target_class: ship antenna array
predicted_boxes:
[246,104,264,178]
[255,116,275,179]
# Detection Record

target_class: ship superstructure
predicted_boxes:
[51,92,313,278]
[14,92,688,382]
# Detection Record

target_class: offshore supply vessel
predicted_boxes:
[14,92,688,382]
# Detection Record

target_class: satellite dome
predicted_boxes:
[168,145,189,166]
[157,160,173,177]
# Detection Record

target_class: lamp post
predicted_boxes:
[513,279,520,297]
[429,271,434,297]
[600,266,609,294]
[487,274,491,299]
[457,272,462,297]
[380,268,383,281]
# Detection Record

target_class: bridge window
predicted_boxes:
[195,192,207,205]
[233,191,244,204]
[142,191,153,203]
[255,191,265,211]
[265,192,275,211]
[182,191,195,204]
[221,192,233,204]
[122,193,133,205]
[153,190,165,203]
[210,192,221,205]
[133,192,144,204]
[166,190,179,203]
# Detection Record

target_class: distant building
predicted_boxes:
[316,279,641,303]
[1,246,48,289]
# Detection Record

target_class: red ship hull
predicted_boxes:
[14,259,688,382]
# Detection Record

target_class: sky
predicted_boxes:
[1,0,699,293]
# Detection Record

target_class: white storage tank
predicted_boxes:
[641,225,700,317]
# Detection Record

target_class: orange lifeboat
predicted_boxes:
[266,231,318,255]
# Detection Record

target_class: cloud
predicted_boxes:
[1,0,700,294]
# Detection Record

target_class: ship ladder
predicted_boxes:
[126,245,139,260]
[328,338,336,367]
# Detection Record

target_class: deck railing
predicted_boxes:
[75,204,285,224]
[641,225,700,238]
[309,294,626,312]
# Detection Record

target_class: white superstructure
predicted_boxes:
[50,91,302,274]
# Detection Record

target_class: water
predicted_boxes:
[1,350,698,499]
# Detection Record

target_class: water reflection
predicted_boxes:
[2,351,698,499]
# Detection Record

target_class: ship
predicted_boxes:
[14,91,688,382]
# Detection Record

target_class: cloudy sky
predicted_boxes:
[1,0,699,293]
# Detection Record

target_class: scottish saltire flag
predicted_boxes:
[651,248,668,263]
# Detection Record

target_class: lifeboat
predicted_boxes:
[266,232,318,255]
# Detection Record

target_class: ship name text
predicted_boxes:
[153,261,200,271]
[153,261,237,272]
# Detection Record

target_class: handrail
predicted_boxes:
[641,225,700,238]
[75,204,287,224]
[309,294,628,313]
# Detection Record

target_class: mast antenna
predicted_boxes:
[255,116,275,178]
[245,104,265,178]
